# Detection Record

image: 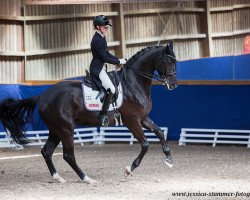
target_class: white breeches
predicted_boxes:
[99,67,115,94]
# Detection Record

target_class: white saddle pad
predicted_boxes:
[82,83,123,111]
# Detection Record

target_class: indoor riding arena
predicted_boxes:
[1,0,250,200]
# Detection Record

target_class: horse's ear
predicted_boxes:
[165,40,173,55]
[165,40,176,60]
[166,40,173,50]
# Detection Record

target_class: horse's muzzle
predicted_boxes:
[165,76,178,90]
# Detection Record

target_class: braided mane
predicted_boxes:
[126,46,163,66]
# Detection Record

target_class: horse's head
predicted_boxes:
[155,41,177,90]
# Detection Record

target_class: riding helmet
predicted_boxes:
[93,15,112,28]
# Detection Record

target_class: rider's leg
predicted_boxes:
[98,67,115,126]
[99,67,115,94]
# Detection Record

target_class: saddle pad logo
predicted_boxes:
[82,83,123,111]
[89,104,100,108]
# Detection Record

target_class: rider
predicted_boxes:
[90,15,126,127]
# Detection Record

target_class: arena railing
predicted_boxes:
[179,128,250,148]
[0,127,168,148]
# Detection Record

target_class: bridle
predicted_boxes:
[124,55,176,85]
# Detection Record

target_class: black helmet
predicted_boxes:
[93,15,112,28]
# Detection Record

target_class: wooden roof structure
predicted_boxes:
[0,0,249,83]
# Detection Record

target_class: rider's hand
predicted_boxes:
[119,58,127,65]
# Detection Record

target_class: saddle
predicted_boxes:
[81,70,123,112]
[83,70,120,103]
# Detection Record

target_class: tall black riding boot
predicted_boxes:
[99,91,114,127]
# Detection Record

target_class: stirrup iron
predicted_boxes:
[99,115,109,127]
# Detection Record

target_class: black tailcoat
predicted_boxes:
[90,32,120,90]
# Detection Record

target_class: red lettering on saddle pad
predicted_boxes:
[89,104,100,108]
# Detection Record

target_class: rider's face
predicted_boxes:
[98,25,109,35]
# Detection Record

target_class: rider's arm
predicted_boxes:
[106,50,119,60]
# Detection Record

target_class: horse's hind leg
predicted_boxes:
[60,128,97,184]
[142,117,173,168]
[41,133,66,183]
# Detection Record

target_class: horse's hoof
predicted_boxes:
[53,172,66,183]
[165,157,173,168]
[83,175,97,184]
[124,166,131,177]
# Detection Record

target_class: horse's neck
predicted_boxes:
[123,62,152,96]
[124,48,161,92]
[120,48,162,108]
[120,58,154,107]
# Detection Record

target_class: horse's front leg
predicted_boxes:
[123,121,149,176]
[142,117,173,168]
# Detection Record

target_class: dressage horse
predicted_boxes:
[0,42,177,184]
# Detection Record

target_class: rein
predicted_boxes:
[125,64,167,84]
[124,55,176,85]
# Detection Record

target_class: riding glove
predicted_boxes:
[119,58,127,65]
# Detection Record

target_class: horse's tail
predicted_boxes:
[0,96,38,145]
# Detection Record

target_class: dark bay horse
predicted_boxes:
[0,42,177,184]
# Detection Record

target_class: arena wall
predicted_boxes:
[150,84,250,140]
[0,54,249,140]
